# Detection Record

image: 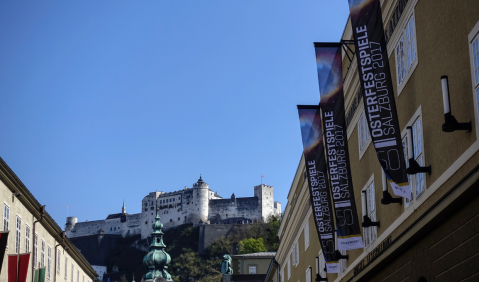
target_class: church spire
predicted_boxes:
[122,199,126,214]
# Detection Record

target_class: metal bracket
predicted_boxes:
[341,40,356,81]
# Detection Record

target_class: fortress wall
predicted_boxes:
[208,197,262,222]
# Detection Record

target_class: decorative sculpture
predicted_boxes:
[221,254,233,274]
[142,211,173,281]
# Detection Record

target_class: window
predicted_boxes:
[412,118,425,198]
[363,179,377,247]
[395,14,418,93]
[33,234,38,269]
[318,252,326,278]
[292,242,299,266]
[83,275,85,282]
[469,21,479,133]
[339,250,347,273]
[358,110,371,157]
[41,240,45,267]
[402,113,426,206]
[402,137,414,207]
[71,264,74,282]
[281,269,284,282]
[396,37,406,84]
[25,225,30,253]
[77,270,79,282]
[3,204,9,232]
[305,267,311,282]
[15,216,21,254]
[248,266,256,274]
[65,257,68,279]
[304,221,310,250]
[287,258,291,279]
[57,249,61,273]
[47,246,52,279]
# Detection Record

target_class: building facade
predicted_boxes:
[272,1,479,282]
[0,157,98,282]
[66,176,281,240]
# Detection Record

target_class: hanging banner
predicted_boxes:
[314,43,364,250]
[347,0,410,199]
[0,231,9,273]
[298,105,339,273]
[8,253,30,282]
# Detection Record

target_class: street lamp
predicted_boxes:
[441,75,471,132]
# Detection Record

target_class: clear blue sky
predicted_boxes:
[0,1,349,226]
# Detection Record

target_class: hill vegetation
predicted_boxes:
[104,214,281,282]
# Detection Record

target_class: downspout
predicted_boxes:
[54,231,66,282]
[241,256,245,274]
[32,205,46,282]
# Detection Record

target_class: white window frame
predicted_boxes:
[401,106,427,208]
[65,257,68,280]
[292,241,299,266]
[15,216,21,254]
[33,234,38,269]
[468,20,479,140]
[248,265,256,274]
[25,225,30,253]
[41,240,45,268]
[304,221,310,251]
[57,249,61,274]
[4,204,10,232]
[358,108,371,160]
[287,258,291,280]
[339,250,347,273]
[318,251,326,278]
[47,246,52,280]
[395,12,419,96]
[362,174,377,248]
[305,266,311,282]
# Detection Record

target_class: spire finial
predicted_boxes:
[122,199,126,214]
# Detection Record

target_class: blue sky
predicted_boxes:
[0,1,349,226]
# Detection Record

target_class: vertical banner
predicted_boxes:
[314,43,364,250]
[8,253,30,282]
[347,0,410,199]
[298,105,339,273]
[0,231,9,273]
[33,267,46,282]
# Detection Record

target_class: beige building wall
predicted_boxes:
[276,0,479,282]
[0,158,98,282]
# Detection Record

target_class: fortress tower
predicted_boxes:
[192,175,209,223]
[254,184,276,222]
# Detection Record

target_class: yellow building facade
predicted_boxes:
[272,0,479,281]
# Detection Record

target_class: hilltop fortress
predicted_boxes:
[65,176,281,239]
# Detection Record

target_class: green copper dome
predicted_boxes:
[142,214,173,281]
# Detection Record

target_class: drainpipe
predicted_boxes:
[241,256,245,274]
[54,231,66,281]
[32,205,46,282]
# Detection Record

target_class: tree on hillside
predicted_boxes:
[265,214,282,251]
[238,238,267,254]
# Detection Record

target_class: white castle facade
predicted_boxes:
[65,176,281,239]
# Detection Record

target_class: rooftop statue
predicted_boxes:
[221,254,233,275]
